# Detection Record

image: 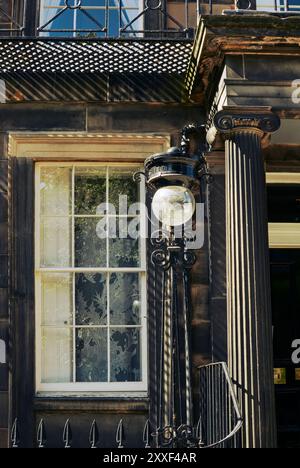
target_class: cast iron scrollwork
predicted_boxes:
[153,424,201,448]
[183,250,197,269]
[151,234,196,272]
[151,248,171,271]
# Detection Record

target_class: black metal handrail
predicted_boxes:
[198,362,243,448]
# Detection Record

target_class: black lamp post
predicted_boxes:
[136,125,210,448]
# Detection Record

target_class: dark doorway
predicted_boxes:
[270,249,300,448]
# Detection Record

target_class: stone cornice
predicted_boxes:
[198,14,300,40]
[186,14,300,99]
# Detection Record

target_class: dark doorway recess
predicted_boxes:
[270,249,300,449]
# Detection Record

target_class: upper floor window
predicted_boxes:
[39,0,143,38]
[35,162,147,393]
[255,0,300,12]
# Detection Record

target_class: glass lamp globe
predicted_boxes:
[152,186,195,227]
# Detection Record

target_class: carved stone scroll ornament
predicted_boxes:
[213,107,281,138]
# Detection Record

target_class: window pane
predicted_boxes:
[109,167,139,214]
[110,273,140,325]
[84,0,107,5]
[41,327,73,383]
[287,0,300,11]
[40,167,71,216]
[76,328,108,382]
[108,0,140,6]
[40,5,74,38]
[39,167,72,267]
[39,1,142,37]
[76,8,105,32]
[75,218,107,267]
[75,167,106,215]
[108,8,119,37]
[109,219,140,267]
[40,217,71,267]
[110,328,141,382]
[76,273,107,325]
[255,0,300,10]
[41,273,73,326]
[120,4,140,34]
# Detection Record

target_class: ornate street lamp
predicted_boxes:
[135,125,210,448]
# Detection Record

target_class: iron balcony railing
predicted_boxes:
[0,1,299,40]
[10,362,242,449]
[0,0,198,39]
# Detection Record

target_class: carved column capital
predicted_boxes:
[213,106,280,139]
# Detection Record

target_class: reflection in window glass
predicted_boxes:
[110,328,141,382]
[76,273,107,326]
[39,0,143,37]
[110,273,141,325]
[75,217,107,267]
[256,0,300,11]
[109,166,139,213]
[75,168,106,215]
[109,220,140,268]
[76,328,108,382]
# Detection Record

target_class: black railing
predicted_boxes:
[10,362,242,448]
[36,0,197,39]
[198,362,243,448]
[1,1,299,40]
[0,0,26,35]
[0,0,198,39]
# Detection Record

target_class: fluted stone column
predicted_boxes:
[213,107,281,448]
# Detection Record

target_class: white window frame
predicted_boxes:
[267,172,300,249]
[35,161,148,394]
